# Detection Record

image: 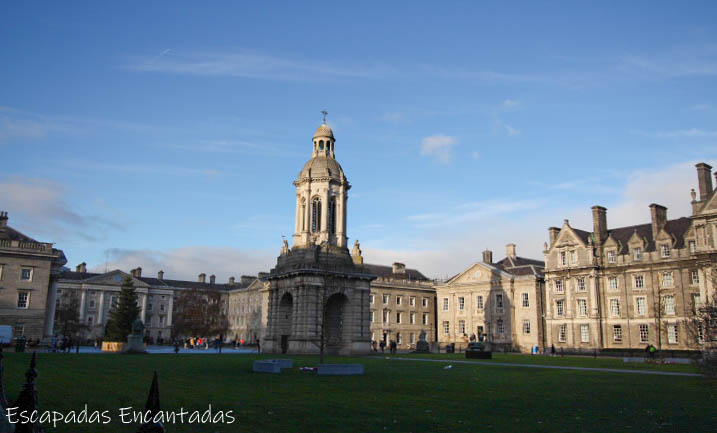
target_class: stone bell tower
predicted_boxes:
[264,114,375,356]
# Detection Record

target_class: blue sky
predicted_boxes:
[2,1,716,280]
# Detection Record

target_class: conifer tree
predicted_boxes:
[105,276,142,341]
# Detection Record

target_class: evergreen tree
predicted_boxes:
[105,276,142,341]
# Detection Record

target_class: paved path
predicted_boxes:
[42,345,258,355]
[374,356,702,377]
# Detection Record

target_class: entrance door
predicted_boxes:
[281,335,289,354]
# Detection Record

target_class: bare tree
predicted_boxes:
[691,290,717,377]
[172,288,229,339]
[54,290,88,340]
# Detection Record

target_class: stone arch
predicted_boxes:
[279,292,293,336]
[325,293,350,354]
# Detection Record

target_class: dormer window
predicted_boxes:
[660,244,671,258]
[560,251,567,266]
[633,247,642,261]
[607,250,616,264]
[688,240,696,253]
[569,250,576,265]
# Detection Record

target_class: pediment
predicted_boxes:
[446,262,508,286]
[654,228,674,244]
[83,270,149,287]
[552,225,588,250]
[698,192,717,214]
[628,231,645,246]
[604,236,618,248]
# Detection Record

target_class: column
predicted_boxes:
[141,293,148,323]
[97,291,106,325]
[166,292,174,327]
[43,275,59,338]
[337,185,346,247]
[79,288,87,321]
[321,189,329,233]
[294,194,301,234]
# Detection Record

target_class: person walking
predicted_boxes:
[379,339,386,353]
[550,344,556,357]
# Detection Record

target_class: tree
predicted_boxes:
[54,291,88,339]
[104,276,141,341]
[172,288,229,339]
[691,290,717,377]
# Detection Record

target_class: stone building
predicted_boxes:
[543,163,714,353]
[0,212,66,341]
[366,262,435,350]
[263,121,375,355]
[434,244,545,352]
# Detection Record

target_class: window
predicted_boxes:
[523,320,531,335]
[382,294,389,304]
[522,293,529,308]
[697,323,705,343]
[577,277,586,292]
[13,324,24,337]
[495,294,504,309]
[458,297,465,310]
[443,321,450,334]
[396,296,402,306]
[410,296,416,306]
[691,270,699,286]
[667,324,678,344]
[89,299,95,309]
[442,298,449,311]
[410,312,415,324]
[556,300,564,317]
[496,319,504,334]
[159,316,165,326]
[634,274,644,289]
[370,311,375,322]
[87,315,94,326]
[580,324,589,343]
[569,250,576,265]
[147,304,153,312]
[660,244,671,258]
[370,294,374,304]
[693,294,701,314]
[610,299,620,317]
[560,251,567,266]
[558,324,567,342]
[608,276,618,290]
[476,295,484,309]
[636,297,647,315]
[382,310,389,324]
[327,198,336,234]
[396,312,402,324]
[633,247,642,261]
[0,264,3,280]
[422,297,428,307]
[639,324,649,343]
[422,313,429,325]
[311,197,321,232]
[458,320,465,334]
[111,296,118,308]
[688,240,696,254]
[613,325,623,342]
[20,268,32,281]
[555,280,564,293]
[410,333,415,344]
[664,295,675,315]
[577,299,587,316]
[607,250,616,264]
[17,292,29,309]
[661,272,673,287]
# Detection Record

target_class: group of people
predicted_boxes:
[371,339,398,354]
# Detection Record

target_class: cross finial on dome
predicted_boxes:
[321,109,328,123]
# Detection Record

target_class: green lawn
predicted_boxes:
[1,352,715,433]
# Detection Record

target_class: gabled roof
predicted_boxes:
[494,256,545,278]
[364,263,430,282]
[0,225,38,242]
[602,217,691,254]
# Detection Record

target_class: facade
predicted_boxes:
[543,163,715,353]
[435,244,545,352]
[366,262,436,350]
[263,121,375,355]
[0,212,67,341]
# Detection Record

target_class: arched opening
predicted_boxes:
[324,293,349,354]
[319,140,324,151]
[328,198,337,234]
[311,197,321,232]
[279,292,293,353]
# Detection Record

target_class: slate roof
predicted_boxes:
[364,263,430,282]
[571,228,593,245]
[59,271,253,290]
[0,225,38,242]
[605,217,691,254]
[494,256,545,278]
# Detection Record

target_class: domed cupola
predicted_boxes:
[312,123,335,158]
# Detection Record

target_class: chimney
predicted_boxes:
[135,267,142,277]
[210,274,216,284]
[157,270,164,280]
[696,163,713,201]
[228,276,235,285]
[591,206,608,244]
[130,268,137,277]
[258,272,269,280]
[649,203,668,240]
[198,273,206,283]
[79,262,87,273]
[548,227,560,246]
[240,275,256,285]
[392,262,406,274]
[482,249,493,264]
[0,211,7,227]
[506,243,516,259]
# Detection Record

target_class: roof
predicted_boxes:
[313,123,334,139]
[606,217,691,254]
[0,225,38,242]
[571,228,593,245]
[364,263,431,282]
[494,256,545,278]
[59,270,252,291]
[298,156,345,181]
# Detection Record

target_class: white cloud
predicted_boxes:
[690,104,711,111]
[632,128,717,139]
[505,125,520,136]
[501,99,520,110]
[420,134,455,164]
[381,112,406,124]
[471,151,480,159]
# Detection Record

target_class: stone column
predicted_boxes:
[79,288,87,321]
[166,293,174,327]
[97,291,106,325]
[294,194,301,234]
[337,184,346,247]
[141,293,148,323]
[43,275,60,338]
[321,189,329,233]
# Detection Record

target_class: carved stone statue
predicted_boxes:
[418,329,427,342]
[281,239,289,255]
[125,318,147,354]
[131,318,145,335]
[351,240,363,265]
[414,329,430,353]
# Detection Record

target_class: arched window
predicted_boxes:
[328,198,337,234]
[311,197,321,232]
[319,140,324,151]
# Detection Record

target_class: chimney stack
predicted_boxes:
[210,274,216,284]
[591,206,608,244]
[696,163,713,201]
[548,227,560,246]
[482,249,493,264]
[157,270,164,280]
[258,272,269,280]
[392,262,406,274]
[0,211,7,227]
[240,275,256,285]
[506,243,516,259]
[198,273,206,283]
[649,203,667,241]
[228,276,235,285]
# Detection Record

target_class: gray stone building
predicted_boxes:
[0,212,67,341]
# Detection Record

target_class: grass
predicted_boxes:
[1,351,715,433]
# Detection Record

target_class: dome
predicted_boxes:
[313,123,334,139]
[298,156,345,181]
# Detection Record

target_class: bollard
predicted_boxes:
[137,371,164,433]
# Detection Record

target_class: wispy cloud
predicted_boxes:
[690,104,711,111]
[380,112,407,124]
[505,125,520,136]
[61,159,228,178]
[125,50,392,81]
[407,198,545,227]
[420,134,455,164]
[631,128,717,139]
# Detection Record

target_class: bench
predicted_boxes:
[317,364,364,376]
[253,360,282,373]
